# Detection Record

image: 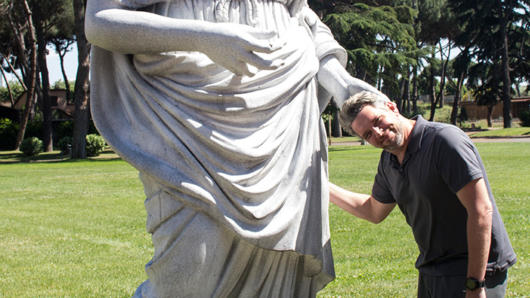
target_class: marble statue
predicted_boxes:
[85,0,388,296]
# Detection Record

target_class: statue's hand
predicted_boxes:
[196,23,286,76]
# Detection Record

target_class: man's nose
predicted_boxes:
[372,126,383,137]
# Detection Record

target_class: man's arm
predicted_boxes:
[329,182,395,224]
[456,178,493,298]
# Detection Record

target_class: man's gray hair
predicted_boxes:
[339,91,388,136]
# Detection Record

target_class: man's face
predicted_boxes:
[351,103,404,151]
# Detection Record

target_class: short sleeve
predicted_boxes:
[371,153,396,204]
[435,127,483,193]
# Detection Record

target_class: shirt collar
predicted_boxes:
[388,115,426,168]
[406,115,426,155]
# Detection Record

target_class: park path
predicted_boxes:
[469,137,530,143]
[330,136,530,147]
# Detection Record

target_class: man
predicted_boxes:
[331,91,516,297]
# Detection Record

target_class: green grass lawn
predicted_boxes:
[0,142,528,297]
[0,157,151,297]
[468,127,530,138]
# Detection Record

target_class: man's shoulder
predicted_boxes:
[422,121,467,143]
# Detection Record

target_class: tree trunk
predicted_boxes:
[397,77,404,111]
[500,13,512,128]
[377,65,383,91]
[331,107,342,137]
[2,53,27,91]
[487,105,493,128]
[412,64,418,115]
[57,43,73,102]
[436,41,451,110]
[0,60,15,107]
[71,0,91,159]
[403,69,411,115]
[36,22,53,152]
[327,116,331,144]
[450,72,464,125]
[12,1,38,150]
[428,49,436,121]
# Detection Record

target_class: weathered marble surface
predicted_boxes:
[86,0,387,296]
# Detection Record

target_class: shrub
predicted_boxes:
[54,121,73,145]
[85,134,106,157]
[519,110,530,127]
[58,136,73,155]
[0,118,18,150]
[25,118,43,140]
[20,137,43,156]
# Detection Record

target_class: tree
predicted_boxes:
[449,50,471,125]
[0,80,24,108]
[320,2,418,101]
[50,3,75,102]
[449,0,529,128]
[71,0,91,159]
[413,0,460,121]
[467,59,505,127]
[29,0,73,151]
[1,0,38,150]
[0,58,16,107]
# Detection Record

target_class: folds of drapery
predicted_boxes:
[90,0,347,289]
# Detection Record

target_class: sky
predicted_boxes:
[46,45,79,85]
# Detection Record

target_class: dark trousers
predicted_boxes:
[417,269,508,298]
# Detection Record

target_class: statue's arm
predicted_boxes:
[86,0,200,54]
[85,0,283,76]
[299,6,389,108]
[317,57,389,108]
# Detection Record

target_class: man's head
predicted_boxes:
[339,91,406,152]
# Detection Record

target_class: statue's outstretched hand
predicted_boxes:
[195,23,286,76]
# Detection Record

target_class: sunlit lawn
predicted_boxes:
[0,142,528,297]
[469,127,530,137]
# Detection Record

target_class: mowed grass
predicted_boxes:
[0,142,528,297]
[469,127,530,138]
[0,158,152,297]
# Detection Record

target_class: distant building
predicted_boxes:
[0,89,75,122]
[460,97,530,121]
[417,94,474,104]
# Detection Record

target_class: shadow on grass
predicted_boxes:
[329,146,371,153]
[0,149,122,164]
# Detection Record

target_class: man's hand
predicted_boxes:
[329,182,395,224]
[466,287,486,298]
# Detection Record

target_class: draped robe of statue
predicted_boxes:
[90,0,356,296]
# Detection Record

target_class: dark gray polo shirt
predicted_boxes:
[372,116,516,276]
